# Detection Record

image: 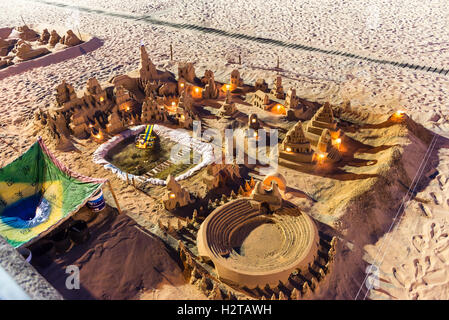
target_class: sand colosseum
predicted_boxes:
[197,198,319,288]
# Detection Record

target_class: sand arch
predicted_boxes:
[197,198,319,288]
[262,172,287,192]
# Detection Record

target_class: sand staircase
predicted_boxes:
[142,148,190,178]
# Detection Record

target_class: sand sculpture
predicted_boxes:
[219,90,237,118]
[253,90,270,110]
[270,76,285,99]
[139,44,158,83]
[141,94,168,123]
[305,102,338,143]
[16,25,39,41]
[280,121,314,163]
[60,30,82,47]
[163,175,194,210]
[196,191,319,288]
[251,180,283,212]
[254,78,268,92]
[48,30,61,47]
[15,40,50,61]
[38,28,50,45]
[178,62,196,83]
[203,163,241,191]
[285,88,299,110]
[202,70,219,99]
[279,103,343,164]
[37,44,204,148]
[230,69,243,90]
[0,26,86,72]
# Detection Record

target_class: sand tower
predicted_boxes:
[270,76,285,99]
[139,44,157,82]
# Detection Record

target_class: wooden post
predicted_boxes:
[132,176,136,188]
[238,54,241,65]
[126,173,129,184]
[107,180,122,215]
[170,44,173,61]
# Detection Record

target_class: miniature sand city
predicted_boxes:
[1,0,449,301]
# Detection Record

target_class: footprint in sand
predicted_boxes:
[384,223,449,299]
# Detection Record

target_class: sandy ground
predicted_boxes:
[0,0,449,299]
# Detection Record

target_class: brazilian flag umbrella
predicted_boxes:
[0,137,107,248]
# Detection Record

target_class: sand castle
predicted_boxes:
[230,69,243,90]
[280,122,314,163]
[163,175,194,210]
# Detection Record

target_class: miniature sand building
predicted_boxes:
[253,90,270,110]
[271,76,285,99]
[248,113,261,131]
[163,175,193,210]
[202,70,219,99]
[305,102,338,144]
[106,106,125,134]
[254,78,268,92]
[219,90,237,117]
[305,103,342,162]
[230,69,243,89]
[280,122,314,163]
[178,62,196,83]
[141,95,167,123]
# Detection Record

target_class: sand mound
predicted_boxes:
[33,213,181,300]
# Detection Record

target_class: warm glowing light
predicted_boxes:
[99,96,104,102]
[195,87,200,93]
[316,153,326,164]
[272,104,286,115]
[226,84,231,91]
[180,83,185,88]
[253,131,258,138]
[169,192,176,199]
[286,146,292,152]
[171,102,176,106]
[93,131,103,141]
[335,138,341,144]
[251,118,256,123]
[181,114,185,120]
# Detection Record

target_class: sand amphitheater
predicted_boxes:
[197,198,319,288]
